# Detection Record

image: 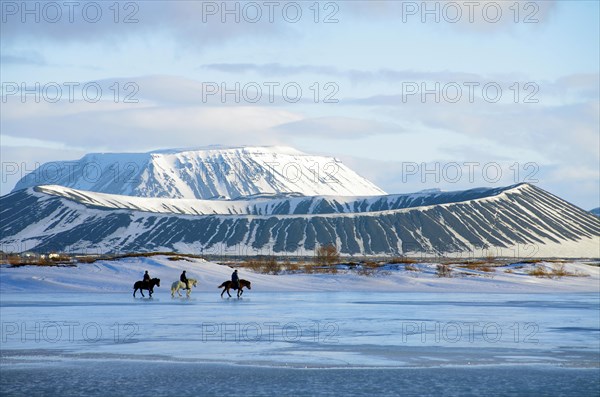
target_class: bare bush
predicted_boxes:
[527,265,551,277]
[526,264,585,279]
[436,264,452,278]
[241,257,281,274]
[551,264,569,277]
[242,260,263,272]
[316,244,340,267]
[264,258,282,275]
[357,266,376,276]
[284,261,300,272]
[388,257,417,264]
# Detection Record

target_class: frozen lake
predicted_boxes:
[1,292,599,396]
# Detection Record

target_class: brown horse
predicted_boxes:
[218,279,251,298]
[133,278,160,298]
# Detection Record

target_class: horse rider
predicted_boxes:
[180,270,190,290]
[231,269,239,290]
[143,270,151,284]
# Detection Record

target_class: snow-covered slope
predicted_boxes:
[33,184,511,216]
[1,183,598,257]
[5,146,599,257]
[12,146,386,199]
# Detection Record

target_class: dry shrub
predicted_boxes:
[242,260,263,272]
[526,264,584,278]
[263,258,281,275]
[316,244,340,267]
[551,264,569,277]
[461,260,492,267]
[436,264,452,278]
[77,256,97,264]
[167,256,191,262]
[521,259,545,264]
[404,264,419,272]
[388,257,417,264]
[549,264,588,278]
[312,265,337,274]
[357,266,376,276]
[363,261,379,268]
[528,265,551,278]
[241,257,281,274]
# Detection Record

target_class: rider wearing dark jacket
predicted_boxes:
[180,271,189,290]
[143,271,150,283]
[231,269,239,289]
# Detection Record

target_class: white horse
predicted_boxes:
[171,278,197,297]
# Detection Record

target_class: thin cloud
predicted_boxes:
[1,100,301,150]
[274,116,404,139]
[0,52,46,66]
[1,1,294,48]
[342,0,558,32]
[201,63,338,76]
[200,63,487,82]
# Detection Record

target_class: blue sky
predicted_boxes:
[1,0,599,209]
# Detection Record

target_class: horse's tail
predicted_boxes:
[218,282,227,288]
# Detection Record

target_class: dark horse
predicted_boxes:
[219,279,251,298]
[133,278,160,297]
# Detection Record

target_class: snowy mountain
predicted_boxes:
[4,146,598,257]
[12,146,386,199]
[2,183,598,257]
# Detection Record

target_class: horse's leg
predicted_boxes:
[133,288,137,297]
[221,288,225,298]
[226,288,232,298]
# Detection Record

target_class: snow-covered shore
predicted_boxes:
[1,256,598,294]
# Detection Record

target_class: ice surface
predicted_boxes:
[1,257,599,395]
[2,292,598,368]
[2,361,599,397]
